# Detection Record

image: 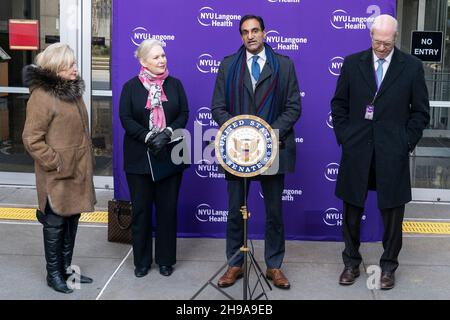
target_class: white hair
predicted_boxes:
[134,39,164,62]
[371,14,398,34]
[35,43,75,74]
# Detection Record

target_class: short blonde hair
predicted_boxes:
[35,43,76,74]
[134,39,164,62]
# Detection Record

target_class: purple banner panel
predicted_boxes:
[112,0,396,241]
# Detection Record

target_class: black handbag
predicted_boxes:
[107,199,132,244]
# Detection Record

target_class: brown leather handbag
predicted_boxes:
[107,199,133,244]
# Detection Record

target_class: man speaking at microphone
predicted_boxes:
[211,14,301,289]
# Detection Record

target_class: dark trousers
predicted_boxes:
[342,201,405,272]
[126,173,182,268]
[226,174,285,269]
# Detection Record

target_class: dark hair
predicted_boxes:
[239,15,265,34]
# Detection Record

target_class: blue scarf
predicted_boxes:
[225,43,280,123]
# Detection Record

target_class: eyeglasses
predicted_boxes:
[372,39,395,48]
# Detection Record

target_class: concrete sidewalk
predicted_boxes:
[0,186,450,300]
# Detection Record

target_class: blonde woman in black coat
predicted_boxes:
[119,39,189,278]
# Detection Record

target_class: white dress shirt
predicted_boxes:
[246,48,266,90]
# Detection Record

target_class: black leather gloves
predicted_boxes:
[147,128,172,156]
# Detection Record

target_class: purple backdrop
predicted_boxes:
[112,0,396,241]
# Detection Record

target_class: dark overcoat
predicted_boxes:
[331,48,430,209]
[119,76,189,174]
[211,49,302,174]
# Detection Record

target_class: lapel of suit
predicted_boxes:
[253,61,273,114]
[243,65,254,98]
[376,48,406,99]
[239,64,255,114]
[138,78,151,119]
[161,77,170,116]
[358,49,377,94]
[256,61,273,88]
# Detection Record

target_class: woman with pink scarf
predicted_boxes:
[119,39,189,278]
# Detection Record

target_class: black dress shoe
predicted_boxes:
[159,265,173,276]
[78,274,93,284]
[134,267,149,278]
[64,271,93,284]
[380,271,395,290]
[339,266,360,285]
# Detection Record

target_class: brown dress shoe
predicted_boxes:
[266,268,291,289]
[339,266,360,285]
[217,266,243,288]
[380,271,395,290]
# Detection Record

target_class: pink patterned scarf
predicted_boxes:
[138,66,169,131]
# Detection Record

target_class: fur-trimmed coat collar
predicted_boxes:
[24,65,85,102]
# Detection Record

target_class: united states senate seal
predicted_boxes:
[215,115,278,178]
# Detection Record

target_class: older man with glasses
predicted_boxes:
[331,14,430,290]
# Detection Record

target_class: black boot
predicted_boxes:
[38,207,73,294]
[62,214,93,284]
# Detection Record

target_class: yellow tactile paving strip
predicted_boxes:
[402,221,450,235]
[0,207,108,223]
[0,207,450,234]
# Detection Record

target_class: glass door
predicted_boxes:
[412,0,450,201]
[398,0,450,202]
[0,0,112,188]
[0,0,60,184]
